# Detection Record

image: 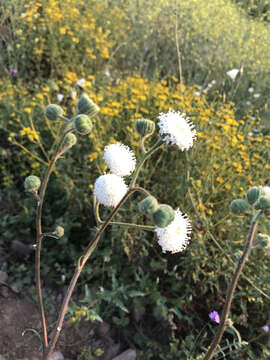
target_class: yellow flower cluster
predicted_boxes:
[16,0,114,73]
[70,306,88,323]
[20,127,39,142]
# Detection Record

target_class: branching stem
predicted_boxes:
[202,211,263,360]
[35,129,72,351]
[43,186,150,359]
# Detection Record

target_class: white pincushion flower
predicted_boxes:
[158,110,196,151]
[262,186,270,198]
[226,69,239,80]
[155,209,191,253]
[103,142,136,176]
[94,174,128,207]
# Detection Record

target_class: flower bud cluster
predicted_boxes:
[229,186,270,215]
[247,186,270,211]
[45,93,99,138]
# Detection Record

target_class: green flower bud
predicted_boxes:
[256,196,270,210]
[45,104,63,120]
[74,114,93,135]
[153,204,175,228]
[135,118,155,138]
[76,93,100,117]
[54,225,64,238]
[138,196,159,215]
[246,187,261,205]
[63,133,77,148]
[24,175,41,192]
[229,199,248,215]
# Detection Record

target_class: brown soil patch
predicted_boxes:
[0,288,110,360]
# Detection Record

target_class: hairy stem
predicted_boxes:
[44,186,150,359]
[35,130,71,350]
[203,211,262,360]
[129,138,163,188]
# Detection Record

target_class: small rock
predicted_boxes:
[112,349,136,360]
[48,352,64,360]
[0,271,8,283]
[103,343,120,360]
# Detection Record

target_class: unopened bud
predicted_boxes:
[45,104,63,120]
[74,114,93,135]
[246,187,261,205]
[229,199,248,215]
[153,204,175,228]
[24,175,41,192]
[54,225,64,238]
[138,196,159,216]
[135,118,155,138]
[63,133,77,148]
[255,196,270,210]
[76,93,100,117]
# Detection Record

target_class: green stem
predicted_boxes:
[139,137,146,154]
[35,130,72,351]
[59,115,71,122]
[129,138,164,188]
[100,220,154,231]
[43,186,151,360]
[93,195,102,225]
[202,211,263,360]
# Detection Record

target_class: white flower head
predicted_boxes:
[155,209,191,253]
[254,93,261,99]
[77,78,85,87]
[57,94,64,102]
[262,186,270,198]
[94,174,128,207]
[226,69,239,80]
[103,142,136,176]
[158,110,196,151]
[248,87,254,93]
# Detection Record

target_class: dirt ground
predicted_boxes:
[0,285,120,360]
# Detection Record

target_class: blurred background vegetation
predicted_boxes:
[1,0,270,358]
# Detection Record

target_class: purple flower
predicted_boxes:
[262,325,269,333]
[10,69,17,76]
[209,311,220,324]
[143,47,148,53]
